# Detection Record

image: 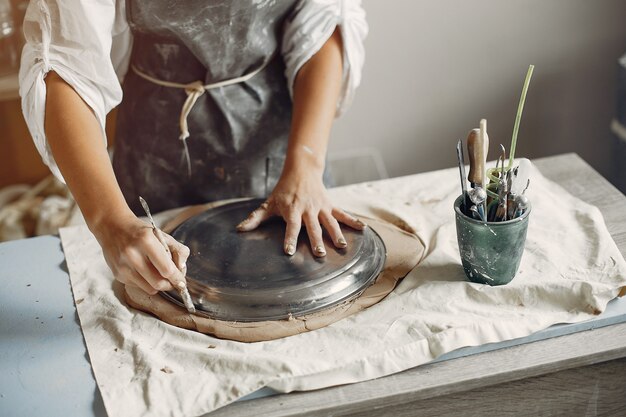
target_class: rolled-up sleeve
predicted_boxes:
[281,0,368,117]
[19,0,129,182]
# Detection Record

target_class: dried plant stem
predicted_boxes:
[507,65,534,170]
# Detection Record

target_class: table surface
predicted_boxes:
[1,153,625,417]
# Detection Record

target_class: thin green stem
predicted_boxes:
[507,65,534,170]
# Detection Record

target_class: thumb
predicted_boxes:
[236,203,272,232]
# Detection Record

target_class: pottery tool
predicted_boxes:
[493,145,509,221]
[469,201,486,222]
[505,164,516,219]
[479,119,489,215]
[504,159,531,219]
[510,158,532,195]
[468,187,487,221]
[494,182,508,222]
[512,179,530,218]
[456,139,469,214]
[494,155,501,180]
[469,205,480,220]
[467,128,487,221]
[487,153,501,210]
[139,196,196,313]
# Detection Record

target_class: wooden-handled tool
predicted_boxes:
[479,119,489,189]
[466,128,484,187]
[467,120,490,187]
[467,123,489,220]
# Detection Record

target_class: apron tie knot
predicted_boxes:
[131,57,274,176]
[180,81,207,141]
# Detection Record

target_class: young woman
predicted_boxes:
[19,0,367,295]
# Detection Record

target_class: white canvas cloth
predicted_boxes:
[60,161,626,417]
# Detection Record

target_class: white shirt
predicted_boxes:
[19,0,368,182]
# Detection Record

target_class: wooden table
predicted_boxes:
[212,153,626,416]
[1,153,625,416]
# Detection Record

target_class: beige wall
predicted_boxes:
[330,0,626,180]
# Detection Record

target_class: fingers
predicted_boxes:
[282,206,355,257]
[164,234,190,271]
[122,245,174,293]
[283,212,302,256]
[319,211,346,249]
[133,256,174,292]
[144,236,184,286]
[118,267,159,296]
[332,207,366,231]
[105,218,190,296]
[237,201,272,232]
[303,211,326,257]
[233,198,362,259]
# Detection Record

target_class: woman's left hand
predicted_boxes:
[236,165,365,257]
[237,28,354,256]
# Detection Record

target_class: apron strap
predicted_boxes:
[131,56,274,176]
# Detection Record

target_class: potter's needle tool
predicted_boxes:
[468,187,487,221]
[494,150,501,179]
[139,196,196,313]
[507,166,519,219]
[513,179,530,218]
[456,139,469,213]
[494,145,509,222]
[479,119,489,216]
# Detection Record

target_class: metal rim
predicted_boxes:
[161,199,387,322]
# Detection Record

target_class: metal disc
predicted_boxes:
[161,199,386,322]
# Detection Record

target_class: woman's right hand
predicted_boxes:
[91,213,190,295]
[43,71,189,294]
[43,71,190,294]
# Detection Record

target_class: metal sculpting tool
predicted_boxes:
[139,196,196,313]
[512,179,530,218]
[494,154,501,180]
[469,204,485,222]
[468,187,487,221]
[510,158,532,195]
[479,119,489,216]
[495,178,508,221]
[456,139,469,214]
[506,165,517,219]
[494,145,509,221]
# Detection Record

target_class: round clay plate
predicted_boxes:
[161,199,386,322]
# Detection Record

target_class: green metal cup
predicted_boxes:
[454,194,531,286]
